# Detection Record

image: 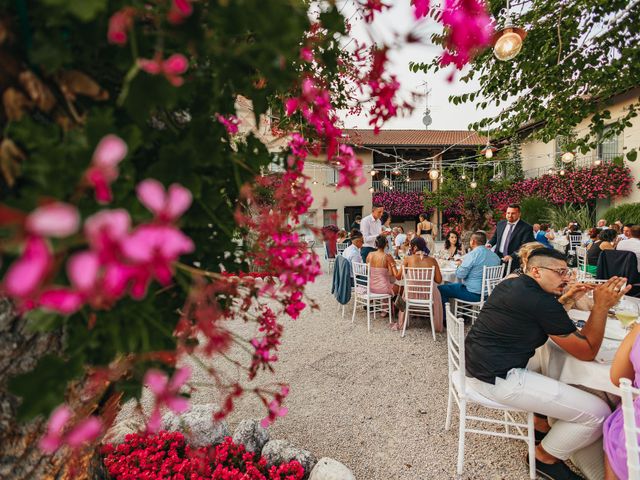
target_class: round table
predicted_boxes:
[550,235,569,253]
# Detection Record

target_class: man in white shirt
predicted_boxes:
[533,223,540,236]
[616,225,640,271]
[342,231,364,265]
[618,224,632,242]
[359,204,389,262]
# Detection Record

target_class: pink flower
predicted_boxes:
[84,209,131,261]
[144,367,191,432]
[216,114,240,135]
[440,0,492,71]
[299,47,313,62]
[260,385,289,428]
[39,405,102,454]
[85,135,128,204]
[26,202,80,238]
[167,0,193,24]
[136,179,193,222]
[3,236,52,299]
[412,0,430,18]
[108,7,135,45]
[139,54,189,87]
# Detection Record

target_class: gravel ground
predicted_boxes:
[184,263,535,480]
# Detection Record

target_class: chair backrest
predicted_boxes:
[569,234,582,249]
[336,242,348,256]
[403,267,435,302]
[482,264,506,301]
[324,241,336,259]
[619,378,640,478]
[445,303,466,394]
[597,250,640,283]
[576,246,588,273]
[352,262,370,295]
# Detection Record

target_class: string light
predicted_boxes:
[547,168,555,175]
[405,176,411,182]
[428,168,440,180]
[594,159,602,166]
[470,180,477,189]
[382,177,390,187]
[559,169,566,176]
[493,0,527,61]
[561,152,575,163]
[370,169,377,176]
[368,186,375,193]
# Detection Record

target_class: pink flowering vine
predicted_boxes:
[85,134,128,204]
[108,7,136,45]
[138,53,189,87]
[144,366,191,433]
[412,0,430,19]
[167,0,193,24]
[216,113,240,135]
[440,0,492,72]
[261,385,290,428]
[39,405,102,454]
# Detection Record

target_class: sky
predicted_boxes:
[336,1,500,132]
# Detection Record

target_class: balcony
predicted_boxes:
[523,153,621,179]
[371,179,433,193]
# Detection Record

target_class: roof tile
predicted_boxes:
[343,129,486,147]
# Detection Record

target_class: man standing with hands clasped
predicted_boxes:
[465,248,630,479]
[488,203,535,270]
[360,204,391,263]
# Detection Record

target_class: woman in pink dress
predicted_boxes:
[365,234,399,298]
[604,322,640,479]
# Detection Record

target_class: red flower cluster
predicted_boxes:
[372,191,433,217]
[488,163,633,210]
[101,432,305,480]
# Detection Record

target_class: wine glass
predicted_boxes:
[614,300,639,330]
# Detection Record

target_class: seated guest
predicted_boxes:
[440,230,465,260]
[616,224,640,271]
[394,226,407,258]
[535,223,554,248]
[584,227,599,249]
[465,248,629,480]
[336,229,348,244]
[597,218,608,230]
[587,229,617,275]
[342,231,364,265]
[604,322,640,480]
[366,235,400,298]
[617,224,632,244]
[505,241,546,278]
[438,231,500,314]
[392,237,443,332]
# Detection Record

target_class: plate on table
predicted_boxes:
[567,309,627,341]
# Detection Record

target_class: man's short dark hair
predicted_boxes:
[350,230,363,240]
[372,203,384,210]
[625,223,634,228]
[355,215,362,221]
[507,203,521,210]
[527,248,567,265]
[471,230,487,245]
[599,228,617,243]
[631,225,640,239]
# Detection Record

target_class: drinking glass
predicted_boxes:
[614,300,639,330]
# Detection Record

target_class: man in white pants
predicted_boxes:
[465,248,629,480]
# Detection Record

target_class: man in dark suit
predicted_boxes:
[488,204,535,269]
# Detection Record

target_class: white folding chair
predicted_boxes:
[568,234,582,255]
[620,378,640,479]
[444,304,536,479]
[351,262,393,332]
[575,246,592,281]
[402,267,436,340]
[454,264,506,324]
[324,241,336,273]
[336,242,348,256]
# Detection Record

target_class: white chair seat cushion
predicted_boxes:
[406,298,433,305]
[358,292,392,299]
[451,371,522,411]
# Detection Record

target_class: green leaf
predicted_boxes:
[41,0,107,21]
[25,309,64,333]
[627,149,638,162]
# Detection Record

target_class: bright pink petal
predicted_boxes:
[163,54,189,75]
[4,236,51,297]
[102,262,131,298]
[39,434,63,454]
[166,396,189,413]
[166,184,192,219]
[138,58,162,75]
[93,135,127,169]
[26,203,80,238]
[121,226,157,262]
[86,168,113,204]
[166,74,185,87]
[158,227,195,259]
[144,369,168,395]
[67,251,100,292]
[39,288,84,314]
[412,0,430,18]
[152,261,174,285]
[173,0,192,16]
[136,179,166,216]
[169,366,191,390]
[48,405,72,434]
[128,267,151,299]
[147,408,162,433]
[84,209,131,249]
[65,417,102,448]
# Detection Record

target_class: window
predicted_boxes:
[554,135,572,164]
[325,167,339,185]
[598,125,620,160]
[323,209,337,226]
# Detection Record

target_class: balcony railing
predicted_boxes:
[523,153,621,179]
[371,179,433,193]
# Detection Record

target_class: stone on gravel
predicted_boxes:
[261,439,317,474]
[232,419,270,453]
[103,418,145,445]
[308,457,355,480]
[162,403,229,447]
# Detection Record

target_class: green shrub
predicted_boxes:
[519,197,552,224]
[546,204,593,230]
[603,203,640,225]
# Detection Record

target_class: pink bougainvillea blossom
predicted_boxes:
[39,405,102,454]
[136,179,193,222]
[216,113,240,135]
[167,0,193,24]
[334,144,366,194]
[260,385,290,428]
[85,135,128,204]
[144,366,191,432]
[26,202,80,238]
[139,53,189,87]
[372,191,432,217]
[84,209,132,262]
[3,236,52,299]
[360,0,391,22]
[299,47,313,62]
[107,7,136,45]
[440,0,492,71]
[412,0,430,18]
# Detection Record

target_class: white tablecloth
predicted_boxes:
[550,236,569,252]
[440,268,458,284]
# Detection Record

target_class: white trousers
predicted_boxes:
[467,368,612,460]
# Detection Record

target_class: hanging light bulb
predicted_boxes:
[388,184,394,190]
[561,151,575,163]
[439,176,444,184]
[547,168,555,175]
[370,169,377,176]
[405,176,411,182]
[428,168,440,180]
[461,168,467,180]
[493,2,527,62]
[392,168,401,175]
[559,169,566,176]
[594,158,602,166]
[312,180,318,185]
[368,186,375,193]
[470,180,478,189]
[382,177,390,187]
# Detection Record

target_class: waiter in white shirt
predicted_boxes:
[359,204,390,262]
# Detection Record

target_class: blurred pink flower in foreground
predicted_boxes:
[412,0,430,18]
[441,0,492,71]
[139,54,189,86]
[136,179,193,222]
[108,7,135,45]
[3,236,52,300]
[145,366,191,432]
[85,135,128,204]
[39,405,102,454]
[168,0,193,24]
[26,202,80,238]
